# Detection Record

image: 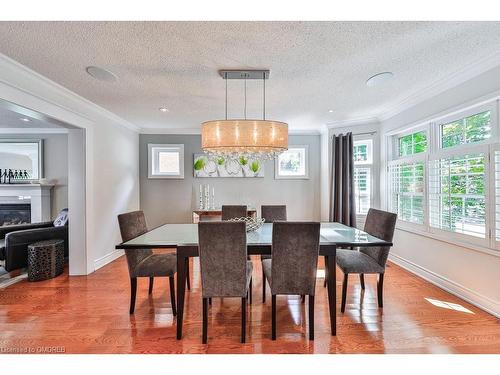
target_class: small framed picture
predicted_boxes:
[275,145,309,179]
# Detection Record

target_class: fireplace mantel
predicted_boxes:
[0,184,53,223]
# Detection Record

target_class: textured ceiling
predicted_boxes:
[1,21,500,131]
[0,106,61,128]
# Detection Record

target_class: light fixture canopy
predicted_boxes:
[201,69,288,160]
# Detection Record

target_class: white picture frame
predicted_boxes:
[147,144,184,179]
[275,145,309,179]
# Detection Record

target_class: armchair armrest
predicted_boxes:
[0,221,53,239]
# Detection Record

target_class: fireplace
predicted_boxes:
[0,204,31,226]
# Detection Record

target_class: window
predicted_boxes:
[388,103,497,249]
[389,161,425,224]
[275,145,309,179]
[441,111,491,148]
[148,144,184,179]
[398,131,427,156]
[429,153,486,238]
[354,139,373,215]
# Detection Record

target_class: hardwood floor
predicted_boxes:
[0,254,499,354]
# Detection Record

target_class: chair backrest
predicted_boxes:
[117,210,153,275]
[221,205,247,220]
[198,221,248,298]
[271,222,320,296]
[261,205,287,223]
[360,208,397,268]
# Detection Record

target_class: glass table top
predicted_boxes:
[118,222,391,248]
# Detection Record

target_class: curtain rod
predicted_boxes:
[330,131,377,138]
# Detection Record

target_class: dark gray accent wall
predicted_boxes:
[140,134,321,227]
[0,133,68,218]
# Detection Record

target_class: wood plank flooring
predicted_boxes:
[0,254,499,354]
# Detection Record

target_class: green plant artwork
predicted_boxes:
[193,154,264,178]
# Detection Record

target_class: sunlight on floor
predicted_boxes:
[425,298,474,314]
[316,269,325,278]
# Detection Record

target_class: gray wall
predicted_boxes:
[140,134,321,227]
[0,133,68,218]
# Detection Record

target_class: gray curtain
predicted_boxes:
[329,132,356,226]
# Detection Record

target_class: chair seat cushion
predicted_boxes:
[133,253,177,277]
[0,238,5,260]
[336,249,385,274]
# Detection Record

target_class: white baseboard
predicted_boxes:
[389,253,500,318]
[93,249,124,271]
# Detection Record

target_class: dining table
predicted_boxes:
[116,222,392,340]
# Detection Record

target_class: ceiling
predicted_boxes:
[1,21,500,132]
[0,106,62,128]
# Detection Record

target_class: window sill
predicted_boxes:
[395,224,500,258]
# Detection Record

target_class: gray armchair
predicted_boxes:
[0,208,68,272]
[198,221,253,344]
[117,211,177,315]
[221,205,247,220]
[336,208,397,313]
[260,205,287,302]
[262,222,320,340]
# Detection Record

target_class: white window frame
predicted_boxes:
[386,99,500,255]
[275,145,309,179]
[147,144,185,179]
[353,138,374,217]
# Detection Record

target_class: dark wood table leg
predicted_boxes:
[176,248,187,340]
[325,247,337,336]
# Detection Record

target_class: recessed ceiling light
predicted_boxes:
[159,107,169,113]
[20,117,31,122]
[366,72,394,87]
[85,66,118,82]
[328,109,334,113]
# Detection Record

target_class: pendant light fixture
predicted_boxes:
[201,70,288,160]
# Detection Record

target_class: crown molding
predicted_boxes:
[326,116,379,129]
[377,50,500,122]
[140,127,322,135]
[0,53,140,133]
[0,127,68,134]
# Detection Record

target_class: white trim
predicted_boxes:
[140,127,322,135]
[326,117,379,129]
[388,253,500,318]
[93,250,124,271]
[0,53,140,133]
[147,143,185,179]
[379,50,500,122]
[0,127,68,134]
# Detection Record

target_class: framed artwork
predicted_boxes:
[275,145,309,179]
[193,154,264,178]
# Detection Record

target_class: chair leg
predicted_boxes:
[148,276,154,295]
[202,298,208,344]
[341,273,348,313]
[186,258,191,291]
[169,276,177,316]
[360,274,365,290]
[323,256,327,287]
[241,297,247,343]
[377,273,384,308]
[209,297,212,306]
[308,295,315,340]
[262,268,266,303]
[249,278,252,305]
[271,295,277,340]
[129,277,137,314]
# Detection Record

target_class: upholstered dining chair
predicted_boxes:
[198,221,253,344]
[335,208,397,313]
[117,211,177,315]
[262,222,320,340]
[221,205,248,220]
[260,205,287,302]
